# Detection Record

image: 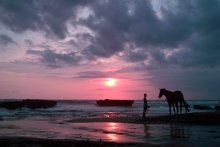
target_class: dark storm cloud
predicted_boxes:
[123,48,149,62]
[80,0,220,68]
[27,49,82,68]
[80,0,134,58]
[162,0,220,68]
[0,0,92,39]
[80,0,188,59]
[1,0,220,68]
[0,34,16,47]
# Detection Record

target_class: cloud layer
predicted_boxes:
[0,34,15,47]
[1,0,220,69]
[1,0,220,99]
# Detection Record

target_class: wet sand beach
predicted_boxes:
[0,112,220,146]
[65,111,220,124]
[0,137,159,147]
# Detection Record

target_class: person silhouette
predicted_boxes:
[143,93,148,119]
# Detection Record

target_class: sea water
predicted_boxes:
[0,99,219,120]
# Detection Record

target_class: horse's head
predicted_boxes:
[158,88,166,98]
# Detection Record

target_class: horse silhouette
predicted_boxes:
[159,88,190,116]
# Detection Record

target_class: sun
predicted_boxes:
[105,78,116,87]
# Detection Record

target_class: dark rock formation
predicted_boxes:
[0,99,57,110]
[215,105,220,111]
[96,99,134,106]
[23,99,57,109]
[193,105,213,110]
[0,101,24,110]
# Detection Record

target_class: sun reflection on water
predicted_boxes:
[105,122,120,141]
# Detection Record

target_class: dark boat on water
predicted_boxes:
[96,99,134,106]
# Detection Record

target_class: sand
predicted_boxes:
[0,112,220,147]
[0,137,162,147]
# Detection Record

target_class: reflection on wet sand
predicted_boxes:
[1,118,220,146]
[170,123,190,138]
[105,122,120,142]
[143,123,150,137]
[142,122,191,145]
[107,133,119,141]
[103,122,143,142]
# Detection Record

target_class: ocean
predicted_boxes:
[0,99,219,120]
[0,99,220,145]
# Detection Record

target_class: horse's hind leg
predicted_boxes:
[180,101,182,114]
[175,103,179,115]
[168,103,172,116]
[184,101,190,113]
[172,103,176,115]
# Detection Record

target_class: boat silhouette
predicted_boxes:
[96,99,134,106]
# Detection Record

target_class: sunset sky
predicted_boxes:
[0,0,220,100]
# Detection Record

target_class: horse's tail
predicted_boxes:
[184,100,190,112]
[179,91,190,112]
[177,91,190,113]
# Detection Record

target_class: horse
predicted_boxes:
[159,88,190,116]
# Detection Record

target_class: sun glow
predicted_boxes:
[105,78,116,87]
